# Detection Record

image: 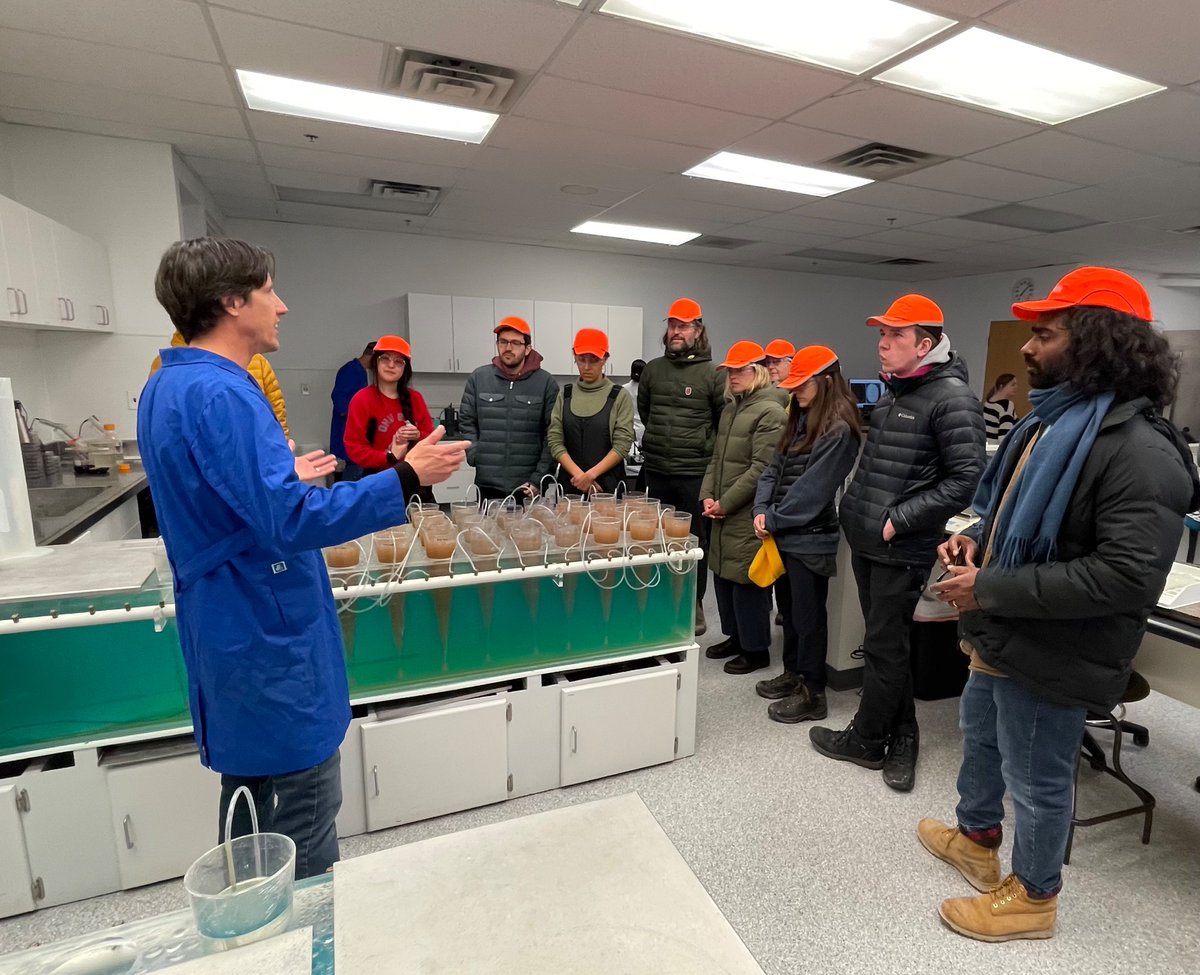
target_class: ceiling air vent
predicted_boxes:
[275,181,443,216]
[384,48,520,110]
[879,258,934,266]
[961,204,1098,233]
[820,142,947,179]
[1169,225,1200,235]
[686,236,753,250]
[369,180,438,203]
[785,248,887,263]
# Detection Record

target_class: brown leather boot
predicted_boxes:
[917,818,1001,892]
[938,873,1057,942]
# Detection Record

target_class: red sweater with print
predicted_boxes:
[344,385,434,471]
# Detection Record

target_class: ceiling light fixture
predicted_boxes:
[571,221,700,245]
[597,0,955,74]
[237,69,499,143]
[684,151,873,197]
[874,28,1164,124]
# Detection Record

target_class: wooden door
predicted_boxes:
[983,319,1032,418]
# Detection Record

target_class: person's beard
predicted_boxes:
[1026,355,1066,389]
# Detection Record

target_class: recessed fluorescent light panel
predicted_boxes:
[572,221,700,245]
[237,69,498,143]
[874,28,1165,124]
[684,152,873,198]
[597,0,955,74]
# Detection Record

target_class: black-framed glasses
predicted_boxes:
[496,338,526,350]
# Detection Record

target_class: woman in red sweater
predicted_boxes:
[344,335,434,478]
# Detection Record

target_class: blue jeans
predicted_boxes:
[955,672,1085,896]
[220,750,342,880]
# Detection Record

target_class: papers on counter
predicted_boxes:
[1158,561,1200,609]
[945,511,981,535]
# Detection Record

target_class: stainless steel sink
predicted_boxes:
[28,484,108,519]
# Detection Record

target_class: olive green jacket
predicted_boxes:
[701,387,787,583]
[637,350,724,476]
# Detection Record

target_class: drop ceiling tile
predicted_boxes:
[912,217,1042,242]
[840,181,1006,216]
[600,187,771,226]
[451,168,631,208]
[545,17,848,119]
[211,8,388,90]
[1128,208,1200,233]
[786,198,935,230]
[204,173,275,200]
[726,123,868,168]
[787,85,1039,157]
[467,145,664,194]
[966,131,1184,184]
[851,227,973,253]
[486,116,707,173]
[513,76,766,150]
[0,75,248,138]
[273,200,432,233]
[256,142,465,188]
[212,195,279,220]
[742,212,878,240]
[916,1,1009,15]
[429,187,605,232]
[184,156,268,182]
[248,112,483,167]
[712,226,844,249]
[983,0,1200,85]
[1060,90,1200,163]
[895,160,1081,202]
[213,0,580,71]
[0,0,219,61]
[1035,167,1200,223]
[650,174,822,213]
[263,167,367,193]
[0,30,236,106]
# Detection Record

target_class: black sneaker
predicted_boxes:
[768,688,828,724]
[756,671,804,700]
[774,612,784,626]
[882,732,919,792]
[723,652,770,675]
[705,637,741,659]
[809,722,887,770]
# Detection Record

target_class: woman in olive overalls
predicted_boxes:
[548,328,636,495]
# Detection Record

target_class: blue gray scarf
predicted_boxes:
[972,384,1114,570]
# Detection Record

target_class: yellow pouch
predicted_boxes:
[748,535,786,587]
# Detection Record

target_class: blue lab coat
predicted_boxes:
[139,348,409,776]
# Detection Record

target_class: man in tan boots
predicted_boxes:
[923,267,1198,941]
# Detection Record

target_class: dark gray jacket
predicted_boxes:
[963,398,1198,713]
[839,353,986,565]
[459,352,558,494]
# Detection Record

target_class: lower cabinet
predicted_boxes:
[0,785,35,917]
[362,698,511,831]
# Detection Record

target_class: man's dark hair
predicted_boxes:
[630,359,646,381]
[154,237,275,343]
[1059,306,1178,408]
[912,324,942,347]
[362,341,377,356]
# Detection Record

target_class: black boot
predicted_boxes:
[705,636,741,659]
[756,671,803,700]
[768,687,828,723]
[809,722,887,770]
[882,731,919,792]
[723,651,770,675]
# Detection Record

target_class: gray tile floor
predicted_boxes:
[3,595,1200,973]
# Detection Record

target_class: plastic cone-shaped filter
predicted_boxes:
[433,589,453,671]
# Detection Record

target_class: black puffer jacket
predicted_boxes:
[839,353,986,565]
[638,349,725,476]
[459,352,558,494]
[963,399,1197,713]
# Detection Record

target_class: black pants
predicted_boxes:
[644,470,708,601]
[850,552,928,741]
[713,575,772,654]
[777,554,831,690]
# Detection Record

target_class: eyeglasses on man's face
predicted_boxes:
[496,338,526,350]
[667,321,699,333]
[377,354,407,366]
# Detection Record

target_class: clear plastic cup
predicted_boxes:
[663,511,692,538]
[373,525,415,564]
[509,520,544,555]
[628,514,659,542]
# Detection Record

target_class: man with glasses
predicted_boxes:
[638,297,725,635]
[459,315,559,500]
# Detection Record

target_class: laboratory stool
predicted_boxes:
[1064,671,1154,864]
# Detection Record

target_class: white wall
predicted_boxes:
[0,122,14,200]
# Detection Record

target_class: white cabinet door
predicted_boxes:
[560,669,678,786]
[0,785,35,918]
[606,305,644,378]
[55,226,114,331]
[451,295,496,374]
[571,303,608,333]
[361,698,509,830]
[25,209,63,328]
[0,196,33,323]
[493,297,534,335]
[107,752,217,889]
[534,300,574,375]
[406,293,454,373]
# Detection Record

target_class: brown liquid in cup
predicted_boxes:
[629,519,657,541]
[325,544,360,568]
[663,517,691,538]
[424,537,456,560]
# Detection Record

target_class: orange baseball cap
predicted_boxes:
[720,340,766,369]
[764,339,796,359]
[667,297,702,322]
[374,335,412,358]
[494,315,531,336]
[1012,266,1152,321]
[572,328,609,357]
[779,345,839,389]
[867,294,944,328]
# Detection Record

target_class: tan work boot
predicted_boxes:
[938,873,1057,942]
[917,818,1001,892]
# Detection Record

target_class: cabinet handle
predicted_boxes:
[17,290,28,315]
[372,765,380,797]
[103,305,110,326]
[15,788,30,813]
[455,358,460,371]
[570,726,578,754]
[68,298,76,321]
[446,357,452,371]
[5,287,17,316]
[58,297,69,321]
[123,814,135,849]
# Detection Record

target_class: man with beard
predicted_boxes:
[922,267,1197,942]
[638,297,725,635]
[459,315,559,500]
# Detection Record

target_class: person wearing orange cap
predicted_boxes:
[918,267,1197,942]
[811,293,986,793]
[343,335,434,480]
[548,328,635,495]
[638,297,726,634]
[763,338,796,395]
[700,341,787,674]
[459,315,559,500]
[752,347,862,720]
